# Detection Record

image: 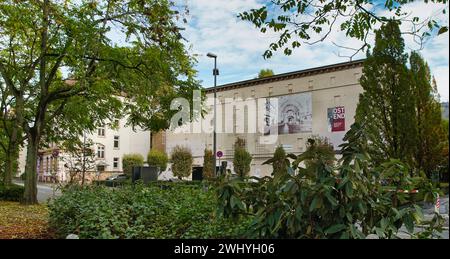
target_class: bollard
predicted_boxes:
[435,193,440,214]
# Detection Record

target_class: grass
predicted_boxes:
[0,201,53,239]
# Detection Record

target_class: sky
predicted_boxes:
[181,0,449,102]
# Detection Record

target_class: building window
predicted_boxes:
[330,77,336,86]
[287,83,293,94]
[308,80,314,90]
[334,95,342,106]
[97,165,105,172]
[97,145,105,159]
[113,158,119,169]
[98,125,105,137]
[113,136,120,149]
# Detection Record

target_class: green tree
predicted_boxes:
[233,138,252,178]
[61,138,96,186]
[410,53,446,177]
[355,21,417,167]
[0,82,23,186]
[0,0,200,204]
[202,149,215,180]
[257,69,274,78]
[171,146,193,180]
[263,146,289,177]
[147,149,169,172]
[295,137,336,179]
[122,154,144,176]
[239,0,447,59]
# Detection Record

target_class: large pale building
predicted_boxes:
[158,60,365,177]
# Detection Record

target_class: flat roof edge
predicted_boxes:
[204,59,365,93]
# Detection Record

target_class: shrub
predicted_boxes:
[233,138,252,178]
[147,149,169,172]
[203,149,215,180]
[122,154,144,175]
[0,184,24,202]
[263,146,290,176]
[218,124,445,239]
[171,146,193,180]
[48,184,252,239]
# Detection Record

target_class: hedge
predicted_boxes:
[0,184,24,202]
[48,183,252,239]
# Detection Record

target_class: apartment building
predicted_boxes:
[17,116,151,183]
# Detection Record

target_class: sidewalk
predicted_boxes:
[12,179,61,203]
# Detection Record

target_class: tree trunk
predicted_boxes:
[3,124,19,186]
[3,152,14,185]
[22,134,39,205]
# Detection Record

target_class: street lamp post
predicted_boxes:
[207,53,219,177]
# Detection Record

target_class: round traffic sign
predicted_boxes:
[216,151,223,158]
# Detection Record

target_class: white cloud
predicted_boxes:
[182,0,449,101]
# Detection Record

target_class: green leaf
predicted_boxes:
[325,224,347,235]
[438,26,448,35]
[413,205,424,221]
[403,213,414,233]
[350,225,365,239]
[325,193,338,206]
[345,182,353,197]
[309,196,322,212]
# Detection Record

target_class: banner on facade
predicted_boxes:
[264,92,313,135]
[328,106,345,132]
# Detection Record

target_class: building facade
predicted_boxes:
[161,60,364,177]
[17,116,151,183]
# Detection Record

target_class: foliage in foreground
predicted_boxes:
[48,183,251,239]
[0,201,51,239]
[217,124,445,239]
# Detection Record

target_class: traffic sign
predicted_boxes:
[216,151,223,158]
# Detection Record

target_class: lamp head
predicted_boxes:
[207,53,217,58]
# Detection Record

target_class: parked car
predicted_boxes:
[105,174,129,187]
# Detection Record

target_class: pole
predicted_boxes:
[213,57,217,177]
[82,131,86,185]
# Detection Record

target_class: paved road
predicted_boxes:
[13,180,61,204]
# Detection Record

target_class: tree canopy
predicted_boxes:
[0,0,201,204]
[356,20,446,177]
[239,0,448,59]
[258,69,275,78]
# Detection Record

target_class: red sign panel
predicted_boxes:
[328,106,346,132]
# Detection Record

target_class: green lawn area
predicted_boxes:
[0,201,53,239]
